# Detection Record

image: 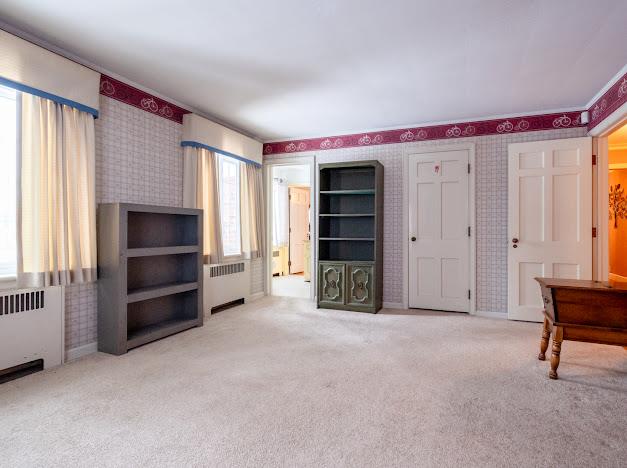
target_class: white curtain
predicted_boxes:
[241,163,266,259]
[272,178,289,248]
[183,146,223,264]
[18,93,97,288]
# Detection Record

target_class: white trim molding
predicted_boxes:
[66,342,97,362]
[248,291,265,302]
[382,302,405,310]
[474,310,507,320]
[609,272,627,283]
[587,102,627,137]
[263,156,316,301]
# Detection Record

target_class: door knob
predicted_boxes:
[512,238,519,243]
[411,236,416,242]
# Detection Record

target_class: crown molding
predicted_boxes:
[587,69,627,131]
[263,111,586,156]
[585,64,627,109]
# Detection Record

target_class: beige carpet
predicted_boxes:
[1,296,626,467]
[271,274,311,298]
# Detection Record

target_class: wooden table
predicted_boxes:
[534,278,627,379]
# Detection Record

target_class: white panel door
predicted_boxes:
[408,150,470,312]
[289,186,310,274]
[508,137,592,322]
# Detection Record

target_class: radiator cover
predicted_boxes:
[0,286,64,372]
[204,261,251,312]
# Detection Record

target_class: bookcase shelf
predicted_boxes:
[127,245,199,257]
[320,189,375,195]
[317,161,383,313]
[319,213,374,217]
[97,203,203,355]
[319,238,375,241]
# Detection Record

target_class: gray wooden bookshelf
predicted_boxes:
[97,203,203,355]
[317,161,383,313]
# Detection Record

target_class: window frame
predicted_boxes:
[0,84,18,288]
[217,154,244,262]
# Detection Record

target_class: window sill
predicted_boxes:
[0,277,18,291]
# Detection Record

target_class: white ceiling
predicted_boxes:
[1,0,626,141]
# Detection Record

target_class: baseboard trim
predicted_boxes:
[248,292,265,302]
[609,272,627,282]
[66,342,97,362]
[474,310,507,320]
[383,302,405,309]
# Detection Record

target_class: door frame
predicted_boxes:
[588,102,627,282]
[288,185,310,274]
[402,143,476,313]
[263,156,316,300]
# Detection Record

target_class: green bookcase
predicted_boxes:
[317,161,383,313]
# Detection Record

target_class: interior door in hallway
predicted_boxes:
[508,137,592,322]
[289,186,310,274]
[408,150,470,312]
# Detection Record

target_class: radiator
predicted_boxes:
[0,286,64,373]
[204,261,251,312]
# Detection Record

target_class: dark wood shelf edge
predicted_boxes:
[127,245,200,257]
[127,318,200,350]
[320,190,375,195]
[127,282,199,303]
[319,213,375,217]
[319,238,375,241]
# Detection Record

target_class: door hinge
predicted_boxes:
[592,154,597,166]
[592,227,597,238]
[467,226,471,237]
[467,163,471,174]
[468,289,471,300]
[288,260,291,266]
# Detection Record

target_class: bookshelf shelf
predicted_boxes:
[97,203,203,355]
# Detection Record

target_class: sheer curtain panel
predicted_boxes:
[18,93,97,287]
[183,146,223,264]
[241,163,266,259]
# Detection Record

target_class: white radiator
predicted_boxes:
[204,261,251,312]
[0,286,64,372]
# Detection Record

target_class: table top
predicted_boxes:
[535,277,627,292]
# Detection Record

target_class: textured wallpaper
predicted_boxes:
[64,96,184,350]
[265,127,588,312]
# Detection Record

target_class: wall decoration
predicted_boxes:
[609,183,627,228]
[588,71,627,130]
[263,111,585,156]
[99,75,190,124]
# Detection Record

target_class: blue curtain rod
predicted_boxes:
[0,76,99,118]
[180,140,262,167]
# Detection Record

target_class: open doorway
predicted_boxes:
[608,122,627,284]
[270,165,312,298]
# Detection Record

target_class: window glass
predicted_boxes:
[218,155,241,257]
[0,85,17,279]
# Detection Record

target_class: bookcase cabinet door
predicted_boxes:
[347,264,374,307]
[319,263,345,305]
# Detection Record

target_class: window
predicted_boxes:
[217,154,242,257]
[0,85,17,280]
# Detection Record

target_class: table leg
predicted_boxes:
[549,326,564,380]
[538,317,551,361]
